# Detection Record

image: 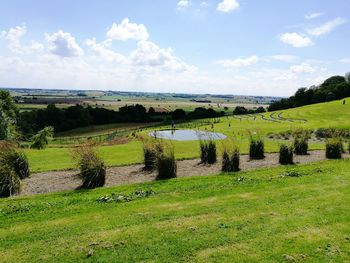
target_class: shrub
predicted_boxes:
[279,144,294,165]
[31,126,54,149]
[200,140,217,164]
[326,138,343,159]
[0,143,30,179]
[0,165,21,197]
[249,137,264,159]
[222,147,240,172]
[73,145,106,189]
[142,140,163,170]
[156,148,177,180]
[292,129,309,155]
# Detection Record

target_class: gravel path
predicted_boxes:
[21,151,349,196]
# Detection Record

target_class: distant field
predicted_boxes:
[23,98,350,173]
[1,160,350,262]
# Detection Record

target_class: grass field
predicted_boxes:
[1,160,349,262]
[23,98,350,173]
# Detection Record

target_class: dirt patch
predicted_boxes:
[20,151,349,196]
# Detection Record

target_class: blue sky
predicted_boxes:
[0,0,349,96]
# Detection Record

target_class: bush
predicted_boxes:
[0,143,30,179]
[326,138,343,159]
[73,145,106,189]
[31,126,54,149]
[249,137,264,159]
[279,144,294,165]
[0,165,21,197]
[142,140,163,170]
[222,147,240,172]
[292,129,309,155]
[200,140,217,164]
[156,148,177,180]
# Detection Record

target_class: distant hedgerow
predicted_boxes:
[73,144,106,189]
[279,144,294,165]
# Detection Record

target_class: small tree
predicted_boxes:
[31,126,54,149]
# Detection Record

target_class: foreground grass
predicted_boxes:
[1,160,350,262]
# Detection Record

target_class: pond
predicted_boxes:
[149,129,227,141]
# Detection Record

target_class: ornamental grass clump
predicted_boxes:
[279,144,294,165]
[249,136,264,160]
[292,128,310,155]
[73,144,106,189]
[0,143,30,179]
[326,138,343,159]
[200,139,217,164]
[0,164,21,197]
[142,139,164,171]
[156,146,177,180]
[221,144,240,172]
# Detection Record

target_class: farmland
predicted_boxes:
[23,98,350,173]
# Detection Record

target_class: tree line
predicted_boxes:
[268,73,350,111]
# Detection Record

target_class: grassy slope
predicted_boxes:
[25,98,350,172]
[0,160,349,262]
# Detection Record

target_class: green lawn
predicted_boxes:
[24,98,350,172]
[1,160,349,262]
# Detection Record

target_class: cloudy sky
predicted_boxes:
[0,0,349,96]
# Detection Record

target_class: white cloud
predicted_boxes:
[106,18,149,41]
[305,12,324,20]
[217,0,239,13]
[130,41,194,72]
[280,32,313,48]
[200,1,209,7]
[307,17,347,36]
[290,63,315,74]
[1,24,44,54]
[340,58,350,64]
[85,38,127,63]
[216,56,259,68]
[177,0,189,10]
[268,55,298,63]
[46,30,84,57]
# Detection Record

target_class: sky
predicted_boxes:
[0,0,349,96]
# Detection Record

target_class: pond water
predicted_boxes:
[149,129,227,141]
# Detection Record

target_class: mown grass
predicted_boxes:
[0,160,349,262]
[24,98,350,172]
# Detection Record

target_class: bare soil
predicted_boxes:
[21,151,349,196]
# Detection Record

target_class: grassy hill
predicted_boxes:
[25,98,350,172]
[1,160,349,262]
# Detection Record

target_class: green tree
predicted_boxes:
[0,90,19,140]
[30,127,54,149]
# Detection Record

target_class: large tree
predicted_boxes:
[0,90,19,140]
